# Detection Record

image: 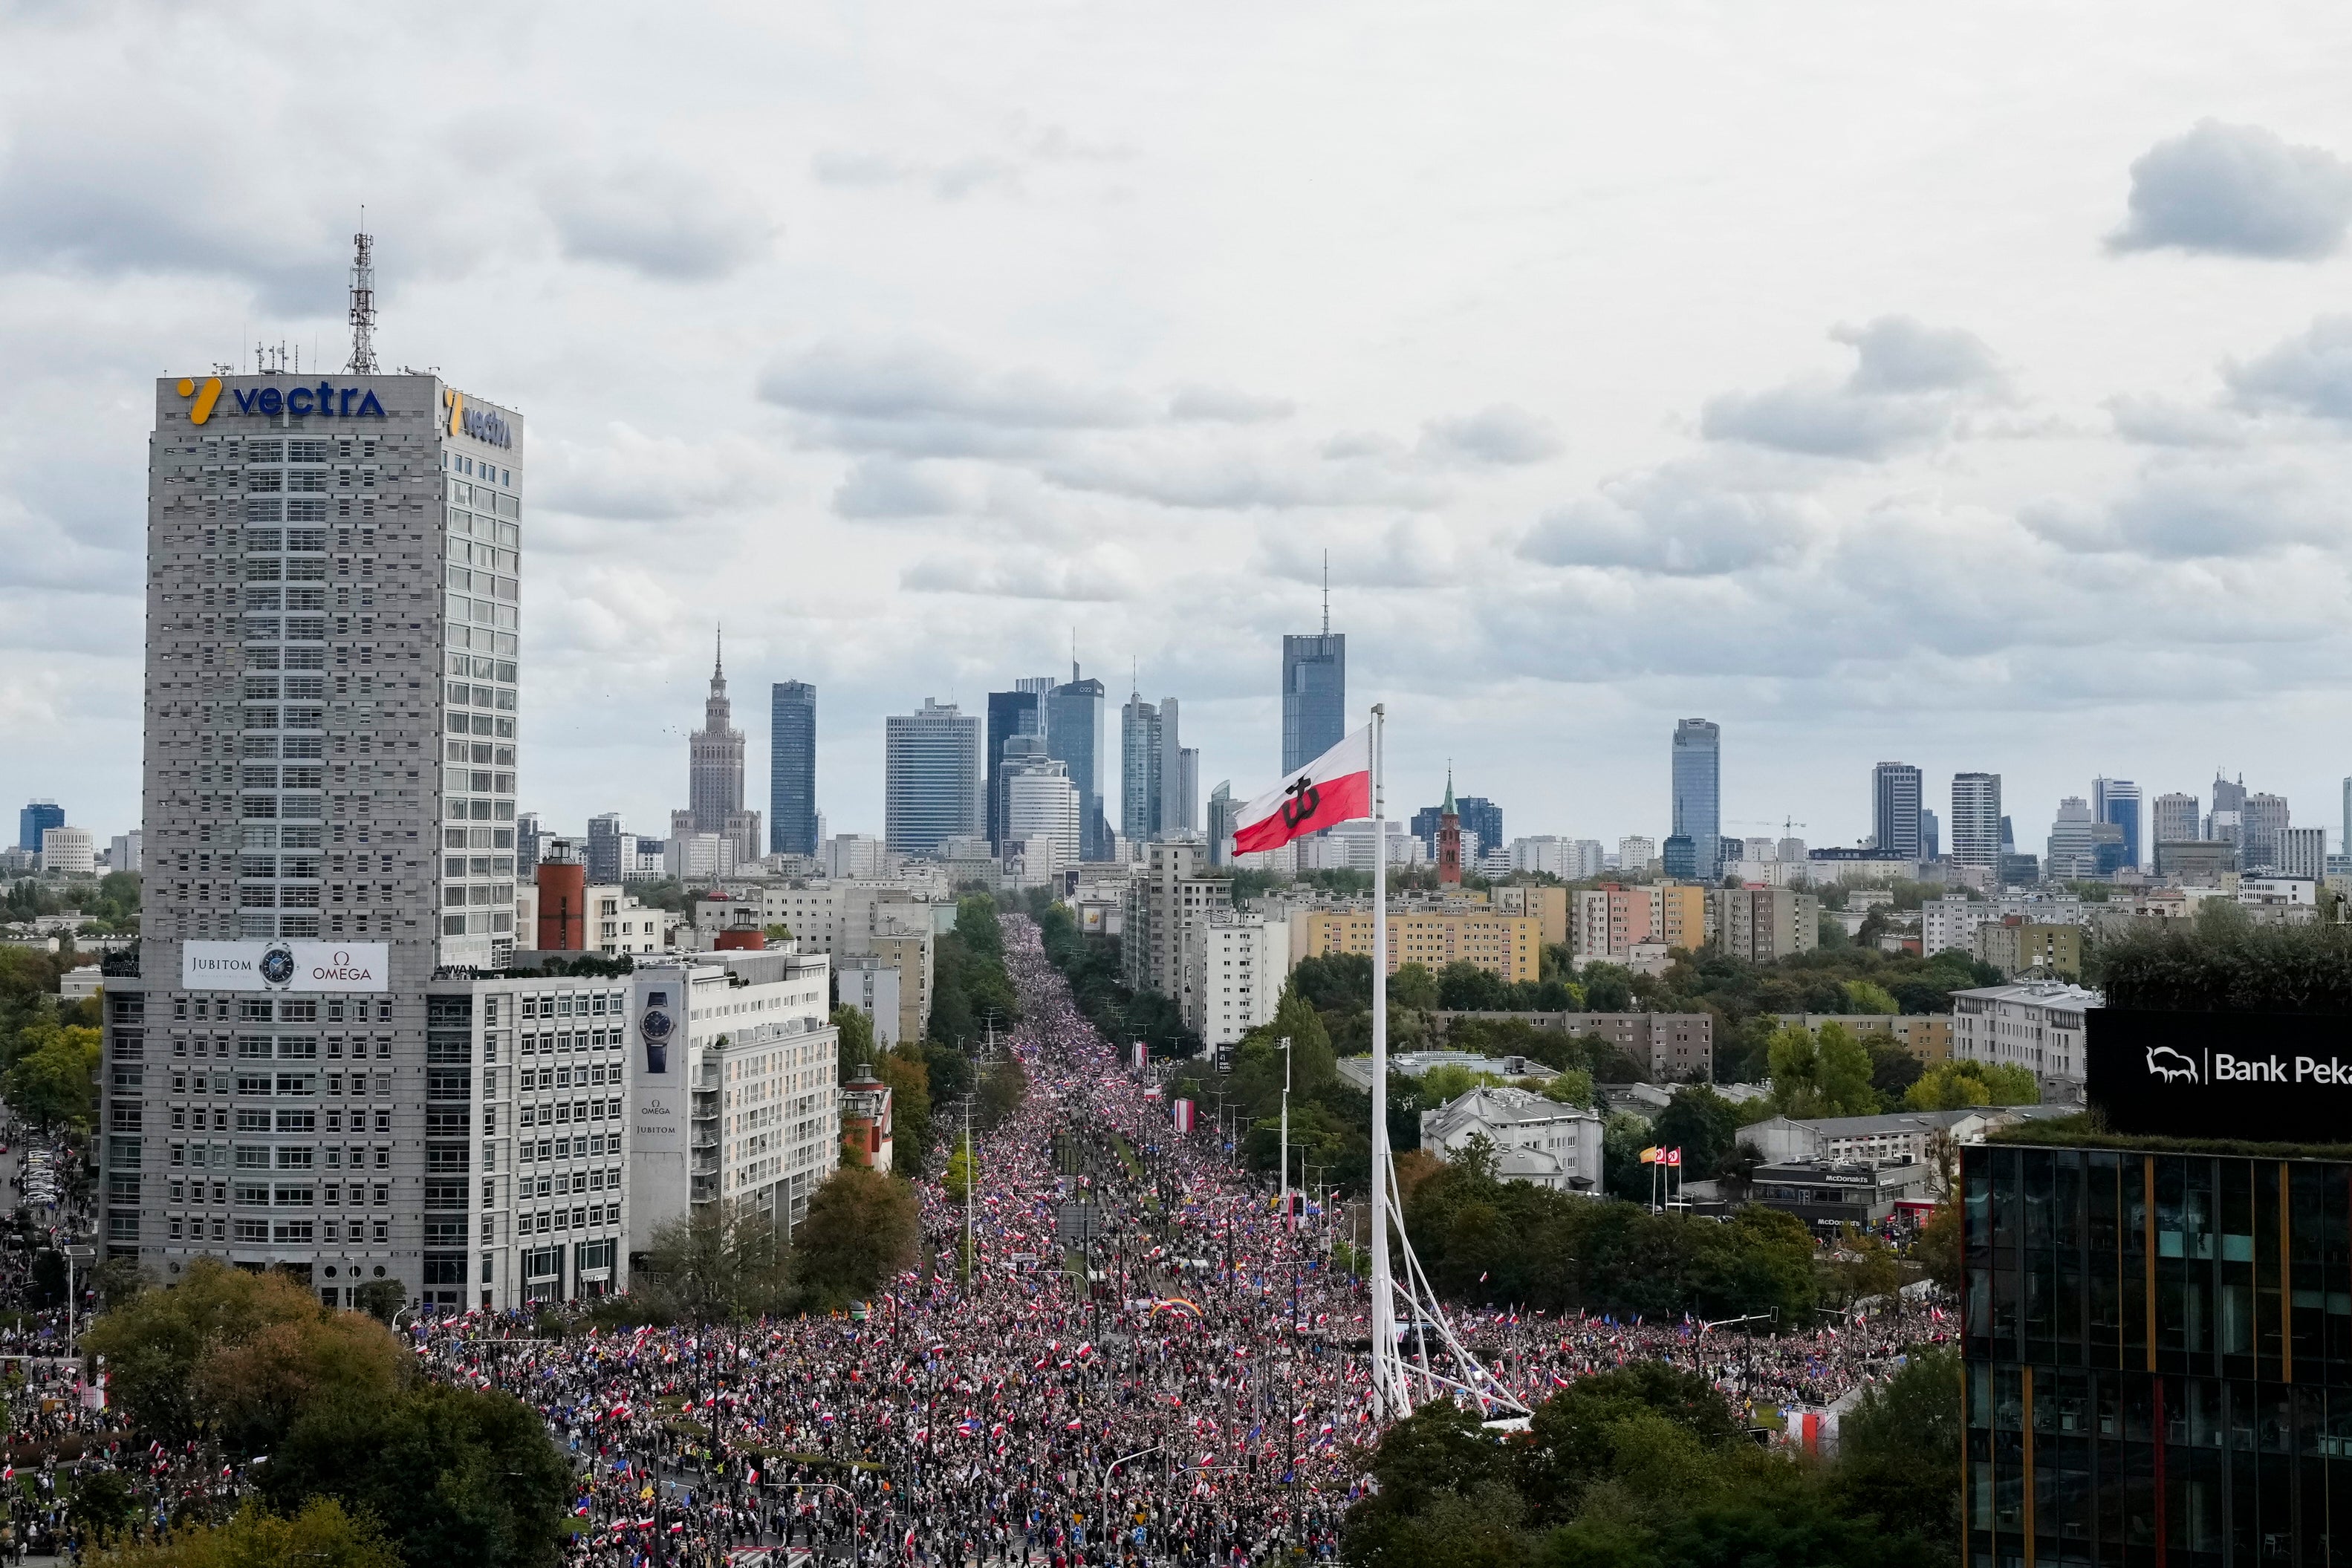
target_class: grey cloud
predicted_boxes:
[1518,458,1823,576]
[1169,385,1296,423]
[2108,120,2352,260]
[810,149,1021,201]
[1701,316,2003,458]
[834,456,968,518]
[1417,403,1564,466]
[1261,518,1459,588]
[761,340,1149,432]
[1040,445,1443,510]
[533,426,781,523]
[543,163,773,280]
[900,548,1140,601]
[1834,316,2001,394]
[2224,315,2352,419]
[2106,394,2249,447]
[2022,458,2338,557]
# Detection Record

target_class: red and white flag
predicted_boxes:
[1232,725,1372,854]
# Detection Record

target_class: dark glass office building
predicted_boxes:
[1963,1141,2352,1567]
[769,681,817,856]
[987,686,1045,850]
[1281,633,1345,775]
[1044,674,1107,861]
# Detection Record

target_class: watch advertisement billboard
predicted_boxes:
[180,941,388,993]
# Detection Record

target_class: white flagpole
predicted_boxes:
[1280,1035,1291,1236]
[1368,702,1397,1419]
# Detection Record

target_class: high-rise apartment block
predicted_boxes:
[1670,719,1721,882]
[1570,882,1706,968]
[1711,885,1819,963]
[1950,772,2002,868]
[769,681,816,858]
[111,356,531,1309]
[883,699,981,855]
[1871,761,1922,859]
[1120,841,1231,1006]
[1185,914,1290,1048]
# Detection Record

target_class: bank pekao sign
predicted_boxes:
[2087,1009,2352,1141]
[181,940,388,994]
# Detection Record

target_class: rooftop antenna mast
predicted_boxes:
[346,219,378,375]
[1322,550,1331,637]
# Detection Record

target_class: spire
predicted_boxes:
[1322,550,1330,637]
[1442,764,1457,816]
[713,624,724,683]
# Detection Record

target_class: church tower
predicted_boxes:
[1437,767,1462,887]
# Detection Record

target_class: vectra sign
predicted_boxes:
[443,388,513,448]
[173,377,388,426]
[2088,1009,2352,1141]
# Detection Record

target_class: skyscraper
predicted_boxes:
[769,681,817,858]
[686,632,758,862]
[1281,636,1345,775]
[108,324,540,1306]
[1670,720,1721,881]
[2046,797,2095,879]
[2243,793,2290,873]
[2213,772,2247,819]
[1951,773,2003,868]
[1919,807,1940,862]
[1871,762,1923,859]
[585,812,629,885]
[2151,791,2200,850]
[984,681,1050,850]
[1206,781,1237,866]
[1000,735,1079,871]
[1121,689,1180,842]
[2092,777,2141,871]
[1044,668,1108,860]
[17,800,62,853]
[884,699,982,854]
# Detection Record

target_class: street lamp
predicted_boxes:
[59,1243,94,1350]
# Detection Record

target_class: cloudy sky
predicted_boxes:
[9,1,2352,855]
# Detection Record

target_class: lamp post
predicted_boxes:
[1278,1035,1291,1239]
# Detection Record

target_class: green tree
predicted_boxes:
[1650,1084,1741,1177]
[943,1135,975,1203]
[1830,1345,1962,1566]
[975,1052,1028,1131]
[82,1258,339,1442]
[832,1003,876,1081]
[1843,980,1900,1014]
[1388,962,1440,1011]
[90,1500,402,1568]
[1767,1021,1878,1116]
[877,1047,932,1173]
[260,1383,572,1568]
[1903,1060,2039,1110]
[1539,1069,1595,1107]
[638,1203,791,1323]
[8,1021,98,1129]
[790,1164,919,1310]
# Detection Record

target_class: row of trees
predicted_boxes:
[81,1261,572,1568]
[1029,893,1196,1055]
[0,943,100,1128]
[4,870,140,932]
[1345,1350,1960,1568]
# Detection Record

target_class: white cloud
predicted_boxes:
[1417,403,1564,466]
[1700,316,2005,459]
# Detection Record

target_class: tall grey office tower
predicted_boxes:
[1871,762,1923,859]
[1121,690,1183,841]
[985,680,1052,850]
[585,812,628,884]
[1045,668,1108,859]
[1919,807,1940,862]
[2092,778,2140,870]
[769,681,816,857]
[2151,791,2200,851]
[1670,719,1721,880]
[884,699,982,853]
[108,258,532,1305]
[1951,772,2004,867]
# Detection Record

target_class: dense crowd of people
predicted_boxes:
[0,913,1946,1564]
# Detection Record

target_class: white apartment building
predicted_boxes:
[836,955,903,1047]
[1952,981,2101,1094]
[695,882,945,961]
[1420,1086,1602,1194]
[824,834,891,879]
[1923,894,2085,957]
[628,948,839,1256]
[1185,914,1290,1047]
[40,827,95,875]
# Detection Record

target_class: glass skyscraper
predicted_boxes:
[2093,777,2141,871]
[883,699,981,854]
[1670,719,1721,880]
[1281,634,1346,775]
[986,683,1048,850]
[1873,761,1923,859]
[1044,671,1107,860]
[18,800,63,853]
[769,680,816,857]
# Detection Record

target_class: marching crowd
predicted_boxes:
[0,911,1946,1565]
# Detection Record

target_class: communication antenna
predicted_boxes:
[347,221,379,375]
[1322,550,1330,636]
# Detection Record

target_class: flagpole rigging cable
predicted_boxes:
[1367,703,1402,1419]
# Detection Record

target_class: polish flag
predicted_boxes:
[1232,726,1373,854]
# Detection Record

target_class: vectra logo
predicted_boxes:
[444,388,513,449]
[175,376,224,426]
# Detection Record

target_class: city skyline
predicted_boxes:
[13,8,2352,857]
